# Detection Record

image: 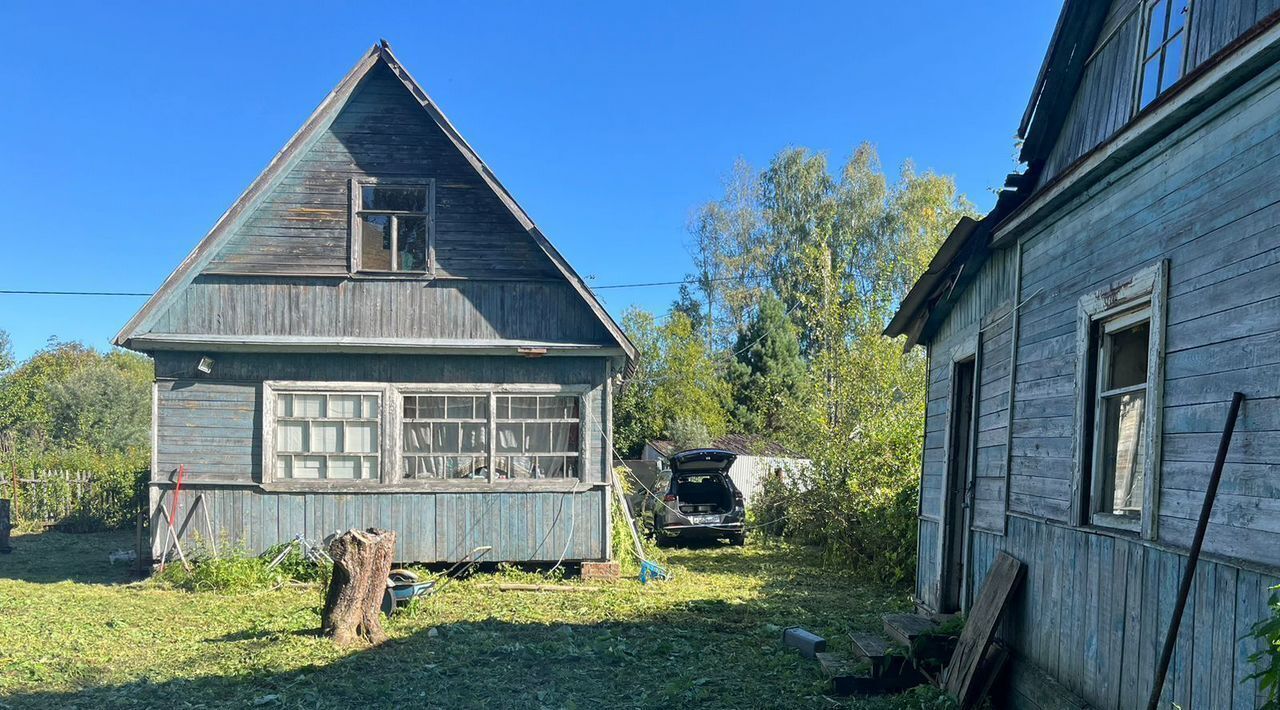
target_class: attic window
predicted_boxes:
[1137,0,1190,110]
[351,180,434,274]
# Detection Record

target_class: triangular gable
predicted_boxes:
[116,41,635,363]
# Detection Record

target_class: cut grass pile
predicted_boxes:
[0,531,952,709]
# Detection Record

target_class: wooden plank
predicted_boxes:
[942,551,1025,707]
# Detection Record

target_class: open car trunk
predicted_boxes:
[670,449,738,515]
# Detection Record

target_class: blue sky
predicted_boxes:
[0,1,1060,361]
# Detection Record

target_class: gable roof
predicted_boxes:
[115,41,635,364]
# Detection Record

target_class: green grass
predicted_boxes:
[0,531,953,709]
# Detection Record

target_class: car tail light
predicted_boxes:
[663,494,677,503]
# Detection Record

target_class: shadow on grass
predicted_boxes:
[0,528,139,584]
[1,541,921,709]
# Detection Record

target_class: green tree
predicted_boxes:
[727,293,806,436]
[669,282,708,345]
[614,308,661,457]
[0,330,14,373]
[45,351,152,455]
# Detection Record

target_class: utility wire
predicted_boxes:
[0,273,772,298]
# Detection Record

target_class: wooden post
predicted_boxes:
[1146,392,1245,710]
[321,528,397,645]
[0,498,12,553]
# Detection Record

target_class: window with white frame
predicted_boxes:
[494,394,581,479]
[264,384,586,486]
[1074,261,1167,536]
[402,394,490,480]
[1138,0,1191,110]
[351,181,432,273]
[274,391,381,480]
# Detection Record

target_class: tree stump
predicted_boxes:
[321,528,396,645]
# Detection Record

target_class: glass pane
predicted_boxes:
[461,423,488,453]
[1161,33,1184,91]
[474,396,489,419]
[276,394,292,417]
[414,396,446,420]
[312,422,342,453]
[363,457,379,479]
[276,456,292,479]
[507,396,538,420]
[539,396,577,419]
[507,455,534,479]
[362,395,379,419]
[346,422,377,454]
[361,186,426,212]
[398,216,428,272]
[1146,0,1168,57]
[277,421,306,453]
[1100,392,1146,515]
[447,396,474,419]
[537,456,567,478]
[1139,56,1162,109]
[525,422,552,452]
[360,215,392,271]
[404,422,431,453]
[293,456,325,479]
[328,457,360,480]
[553,422,579,452]
[433,422,460,453]
[293,394,324,418]
[328,394,361,419]
[1168,0,1189,35]
[495,398,510,419]
[1106,320,1150,390]
[496,423,522,452]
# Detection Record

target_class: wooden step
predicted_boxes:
[849,631,895,662]
[816,651,926,697]
[882,613,938,647]
[816,651,860,679]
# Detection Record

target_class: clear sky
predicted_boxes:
[0,1,1060,360]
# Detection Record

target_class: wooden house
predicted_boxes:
[886,1,1280,706]
[116,42,635,566]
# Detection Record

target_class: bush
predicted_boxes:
[156,542,332,592]
[2,449,147,531]
[1251,585,1280,708]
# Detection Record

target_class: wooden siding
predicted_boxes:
[1038,0,1279,187]
[204,62,557,280]
[1010,59,1280,566]
[148,275,614,345]
[150,484,607,563]
[969,518,1275,709]
[153,352,611,485]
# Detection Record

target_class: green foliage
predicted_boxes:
[614,308,729,456]
[1250,585,1280,708]
[2,449,147,531]
[727,292,806,435]
[0,339,152,457]
[0,329,14,373]
[702,144,968,581]
[156,543,332,592]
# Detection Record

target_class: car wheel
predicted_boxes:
[654,533,672,549]
[729,533,746,547]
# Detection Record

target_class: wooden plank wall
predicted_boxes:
[1038,0,1278,188]
[1011,59,1280,565]
[918,250,1015,608]
[152,275,614,345]
[153,352,611,485]
[970,518,1276,709]
[204,62,557,280]
[150,485,607,563]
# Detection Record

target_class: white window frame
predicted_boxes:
[1071,261,1168,540]
[348,177,436,276]
[1135,0,1192,112]
[261,381,395,487]
[261,381,591,489]
[390,383,589,486]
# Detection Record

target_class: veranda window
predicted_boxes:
[402,394,489,480]
[274,391,381,480]
[1138,0,1190,109]
[494,395,581,479]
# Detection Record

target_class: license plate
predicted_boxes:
[690,515,720,524]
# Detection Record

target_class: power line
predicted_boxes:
[0,273,773,298]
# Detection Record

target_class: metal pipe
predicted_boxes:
[1146,391,1245,710]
